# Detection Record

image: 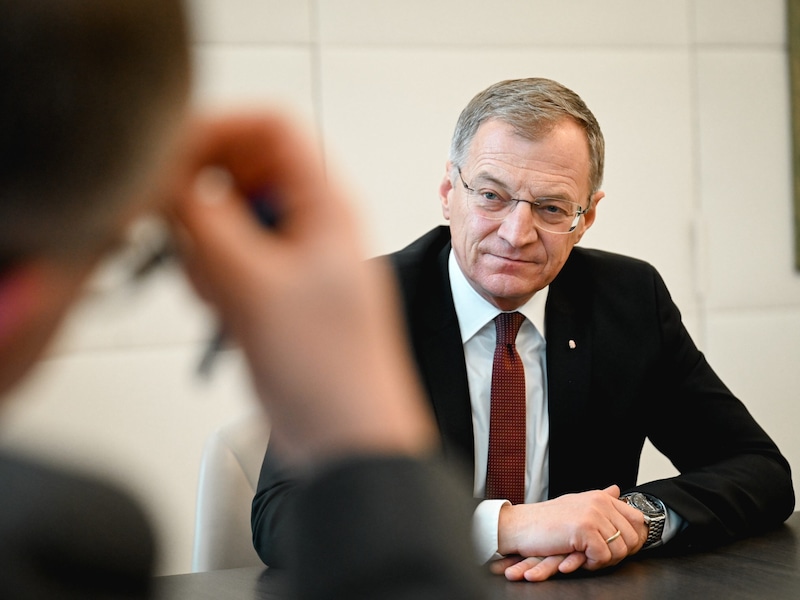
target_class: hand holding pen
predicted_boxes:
[195,178,280,376]
[168,112,436,468]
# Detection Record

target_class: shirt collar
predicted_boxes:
[448,249,548,343]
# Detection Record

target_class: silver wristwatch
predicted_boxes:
[621,492,666,549]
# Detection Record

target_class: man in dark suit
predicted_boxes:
[253,77,794,582]
[0,2,487,598]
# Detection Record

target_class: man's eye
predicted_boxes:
[535,200,570,216]
[480,190,504,202]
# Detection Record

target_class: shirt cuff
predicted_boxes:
[472,499,509,564]
[660,506,684,545]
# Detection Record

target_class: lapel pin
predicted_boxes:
[568,340,577,349]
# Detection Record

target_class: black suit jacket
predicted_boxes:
[253,226,794,565]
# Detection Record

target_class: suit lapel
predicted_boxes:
[545,249,594,496]
[413,241,475,464]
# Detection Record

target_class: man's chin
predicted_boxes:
[479,281,540,311]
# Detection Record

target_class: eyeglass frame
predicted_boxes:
[456,166,592,234]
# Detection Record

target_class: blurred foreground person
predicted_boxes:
[0,1,482,598]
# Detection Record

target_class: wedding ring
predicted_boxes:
[605,529,622,544]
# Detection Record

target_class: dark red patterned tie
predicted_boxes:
[486,312,526,505]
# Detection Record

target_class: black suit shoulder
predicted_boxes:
[382,225,452,315]
[0,452,155,599]
[558,246,666,291]
[552,246,678,338]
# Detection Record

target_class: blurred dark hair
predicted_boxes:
[0,0,191,263]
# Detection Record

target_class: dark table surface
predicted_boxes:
[155,512,800,599]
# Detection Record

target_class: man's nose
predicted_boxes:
[496,201,538,247]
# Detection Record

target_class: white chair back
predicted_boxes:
[191,410,270,572]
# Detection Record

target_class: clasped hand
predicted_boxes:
[491,485,647,582]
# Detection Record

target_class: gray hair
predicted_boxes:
[449,78,605,194]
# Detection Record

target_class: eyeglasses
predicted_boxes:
[84,216,174,297]
[457,167,590,234]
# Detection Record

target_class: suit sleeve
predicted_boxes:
[251,439,299,567]
[633,268,794,550]
[288,456,486,600]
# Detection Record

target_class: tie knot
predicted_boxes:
[495,312,525,346]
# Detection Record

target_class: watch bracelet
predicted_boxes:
[621,492,666,549]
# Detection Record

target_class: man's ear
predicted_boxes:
[0,260,88,397]
[574,190,604,243]
[439,161,455,220]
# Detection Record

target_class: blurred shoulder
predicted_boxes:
[0,452,155,599]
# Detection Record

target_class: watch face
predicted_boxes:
[628,493,662,517]
[623,492,665,549]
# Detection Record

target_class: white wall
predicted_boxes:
[1,0,797,575]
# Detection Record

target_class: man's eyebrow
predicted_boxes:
[470,171,574,202]
[469,171,513,190]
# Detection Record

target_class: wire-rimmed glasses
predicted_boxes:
[457,167,590,234]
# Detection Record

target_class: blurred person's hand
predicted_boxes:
[170,113,437,468]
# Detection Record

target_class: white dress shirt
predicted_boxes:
[447,251,550,562]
